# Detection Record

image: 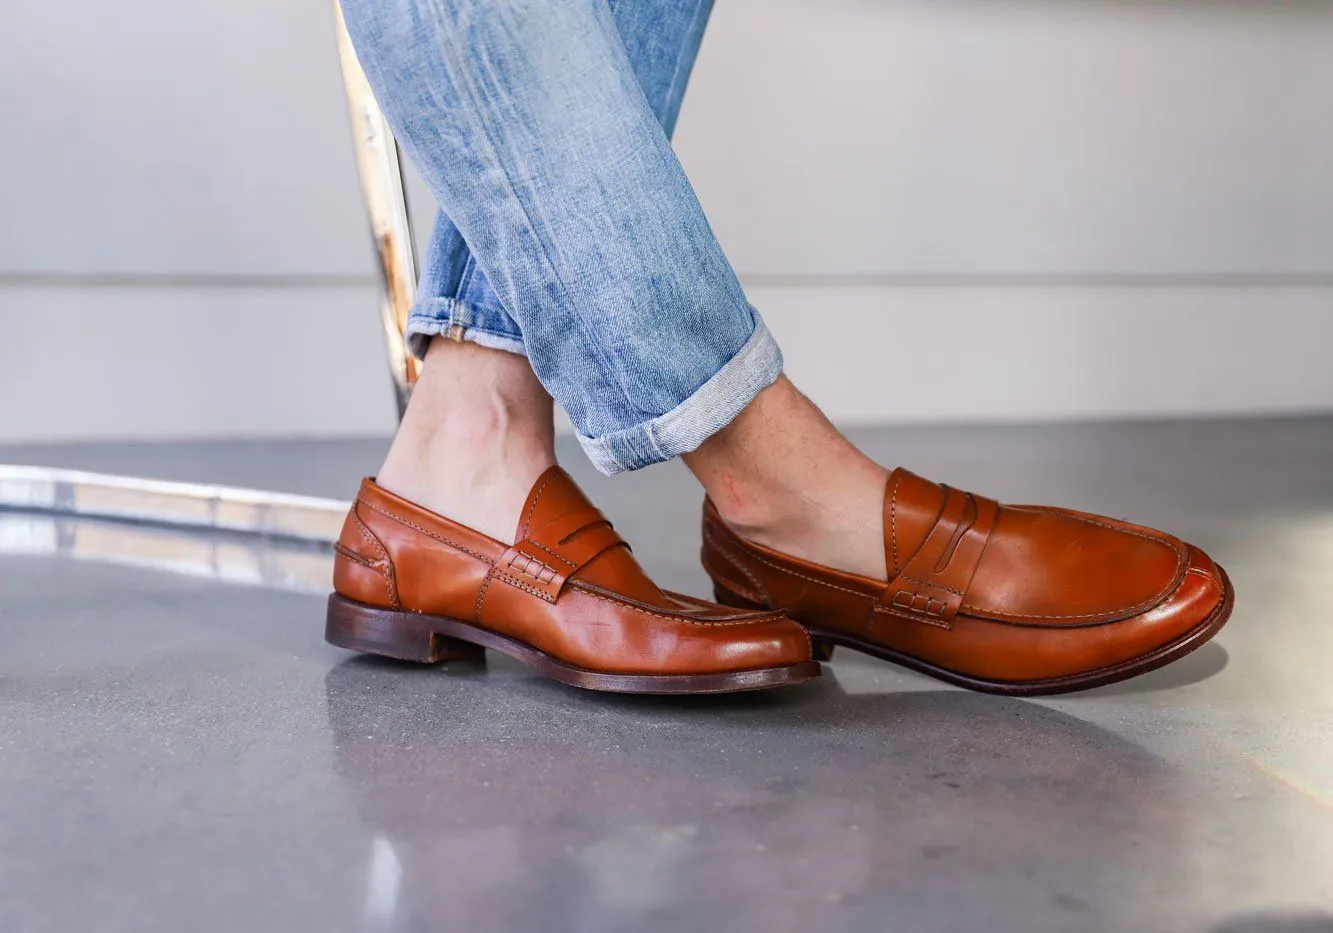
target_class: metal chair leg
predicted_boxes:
[332,0,420,420]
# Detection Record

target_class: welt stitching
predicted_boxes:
[570,583,775,627]
[357,498,495,565]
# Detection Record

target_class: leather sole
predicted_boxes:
[714,565,1234,697]
[325,594,821,695]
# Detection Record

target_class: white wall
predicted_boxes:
[2,0,1331,442]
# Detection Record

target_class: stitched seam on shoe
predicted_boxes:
[898,575,965,597]
[357,499,495,565]
[702,524,771,605]
[959,512,1187,620]
[472,573,494,623]
[873,604,952,630]
[569,583,778,627]
[351,512,388,567]
[353,506,399,608]
[961,571,1188,621]
[888,471,902,575]
[519,471,559,539]
[494,572,558,604]
[697,542,875,601]
[333,542,378,570]
[1186,565,1223,595]
[702,559,767,608]
[958,574,1196,628]
[701,555,767,608]
[525,539,577,567]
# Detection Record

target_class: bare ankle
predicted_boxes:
[684,376,890,580]
[377,337,557,543]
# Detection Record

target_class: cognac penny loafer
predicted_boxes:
[702,467,1234,696]
[328,467,819,694]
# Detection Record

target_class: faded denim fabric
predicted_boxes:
[339,0,782,473]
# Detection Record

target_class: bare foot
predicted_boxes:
[376,337,557,544]
[683,375,890,580]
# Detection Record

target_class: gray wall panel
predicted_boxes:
[1,0,1331,442]
[676,0,1333,276]
[1,0,370,276]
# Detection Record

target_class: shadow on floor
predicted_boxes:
[1072,641,1230,697]
[320,659,1216,931]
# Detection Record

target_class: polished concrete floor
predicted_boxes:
[2,418,1332,933]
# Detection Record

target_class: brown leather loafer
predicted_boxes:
[328,467,819,694]
[702,467,1234,696]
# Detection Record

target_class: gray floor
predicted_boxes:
[2,418,1332,933]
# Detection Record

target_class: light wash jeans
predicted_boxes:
[339,0,782,474]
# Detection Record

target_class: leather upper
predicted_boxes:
[702,467,1228,684]
[334,467,812,676]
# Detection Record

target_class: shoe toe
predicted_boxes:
[710,614,815,671]
[1142,542,1229,640]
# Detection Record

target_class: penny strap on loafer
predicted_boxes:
[874,481,998,630]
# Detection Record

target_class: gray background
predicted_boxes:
[3,0,1332,442]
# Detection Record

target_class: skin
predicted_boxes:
[377,336,889,580]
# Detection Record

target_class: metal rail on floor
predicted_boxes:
[0,8,415,537]
[0,466,348,544]
[0,505,337,594]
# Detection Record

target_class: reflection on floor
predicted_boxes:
[2,418,1332,933]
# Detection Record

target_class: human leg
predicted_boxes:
[402,0,716,362]
[374,0,721,541]
[340,0,775,478]
[332,0,815,692]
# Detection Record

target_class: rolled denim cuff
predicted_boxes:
[405,299,527,360]
[578,312,784,475]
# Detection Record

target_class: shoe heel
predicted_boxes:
[712,583,768,611]
[326,594,483,663]
[808,635,836,662]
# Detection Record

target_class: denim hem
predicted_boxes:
[577,312,784,475]
[405,300,526,359]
